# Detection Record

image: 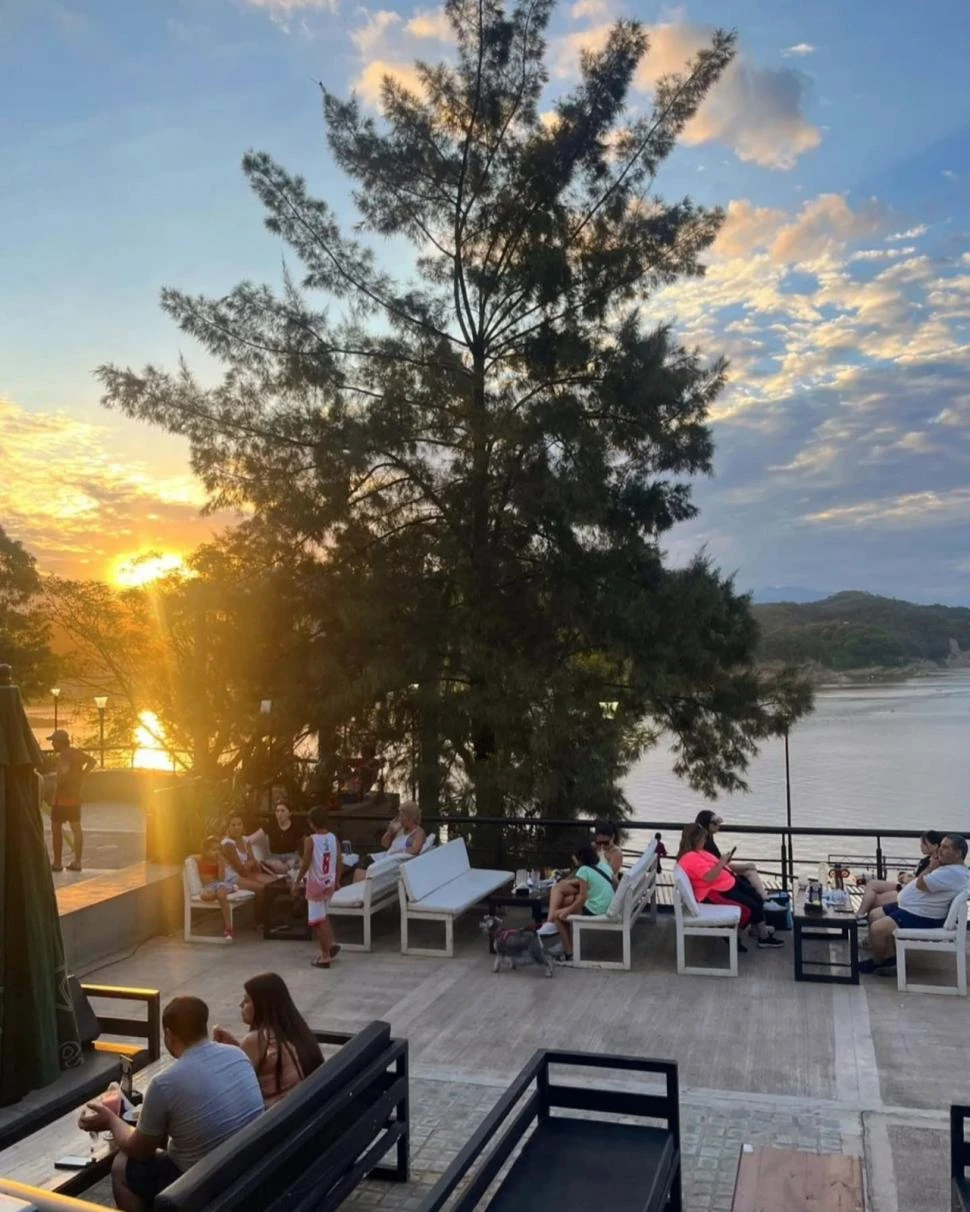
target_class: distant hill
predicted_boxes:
[753,591,970,672]
[752,585,827,604]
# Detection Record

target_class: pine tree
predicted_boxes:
[98,0,810,814]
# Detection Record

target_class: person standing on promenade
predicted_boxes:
[48,728,96,873]
[298,806,342,968]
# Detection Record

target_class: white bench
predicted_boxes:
[182,856,255,943]
[328,855,407,951]
[568,841,659,970]
[895,886,970,995]
[398,838,513,957]
[672,864,741,977]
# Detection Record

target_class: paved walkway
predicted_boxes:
[45,908,968,1210]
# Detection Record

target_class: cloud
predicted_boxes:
[240,0,335,11]
[0,397,234,578]
[888,224,928,241]
[782,43,815,57]
[769,193,883,265]
[570,0,609,17]
[405,6,452,40]
[350,7,445,103]
[559,18,821,170]
[355,59,426,104]
[803,489,970,529]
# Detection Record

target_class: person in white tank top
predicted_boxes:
[297,807,342,968]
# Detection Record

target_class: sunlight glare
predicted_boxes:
[113,552,189,588]
[132,710,174,771]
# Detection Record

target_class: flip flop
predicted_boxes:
[67,864,82,872]
[311,959,331,969]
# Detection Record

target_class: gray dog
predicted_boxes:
[480,914,555,977]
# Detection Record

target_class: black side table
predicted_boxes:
[262,880,312,941]
[793,897,859,985]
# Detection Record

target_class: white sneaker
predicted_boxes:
[537,921,559,937]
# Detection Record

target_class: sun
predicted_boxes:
[113,551,190,588]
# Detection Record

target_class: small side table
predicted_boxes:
[793,895,859,985]
[262,880,312,941]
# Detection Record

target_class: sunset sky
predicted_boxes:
[2,0,969,600]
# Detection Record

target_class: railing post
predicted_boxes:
[875,835,885,881]
[780,833,789,891]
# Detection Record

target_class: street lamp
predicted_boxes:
[598,700,619,720]
[93,696,108,768]
[260,700,273,813]
[51,687,61,731]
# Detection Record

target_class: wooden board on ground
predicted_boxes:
[731,1145,865,1212]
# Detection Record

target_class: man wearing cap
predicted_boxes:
[48,728,96,872]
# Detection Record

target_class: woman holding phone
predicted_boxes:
[676,824,783,949]
[695,810,769,901]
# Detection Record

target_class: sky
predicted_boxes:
[1,0,969,601]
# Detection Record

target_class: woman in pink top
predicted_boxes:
[676,824,783,950]
[213,972,323,1107]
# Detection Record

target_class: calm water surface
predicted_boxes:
[622,670,970,870]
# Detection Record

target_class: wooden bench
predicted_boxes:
[952,1105,970,1210]
[0,980,160,1153]
[731,1145,865,1211]
[421,1050,681,1211]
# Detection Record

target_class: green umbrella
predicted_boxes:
[0,665,81,1107]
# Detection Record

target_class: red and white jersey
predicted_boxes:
[306,832,338,900]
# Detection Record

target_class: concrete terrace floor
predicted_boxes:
[63,902,969,1212]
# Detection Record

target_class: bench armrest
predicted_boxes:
[80,984,161,1063]
[953,1106,970,1184]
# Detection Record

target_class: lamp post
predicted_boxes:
[93,696,108,768]
[51,687,61,731]
[260,700,273,814]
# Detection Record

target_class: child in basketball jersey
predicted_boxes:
[298,806,342,968]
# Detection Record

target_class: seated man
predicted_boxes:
[860,833,970,976]
[83,995,264,1210]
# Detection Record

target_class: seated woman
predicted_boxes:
[213,972,323,1107]
[593,820,624,879]
[221,814,278,915]
[856,830,942,921]
[677,823,783,949]
[352,800,427,883]
[695,810,768,901]
[261,799,309,881]
[537,843,616,960]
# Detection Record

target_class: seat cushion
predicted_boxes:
[895,928,955,941]
[0,1050,131,1152]
[487,1117,676,1212]
[692,904,742,927]
[408,868,512,914]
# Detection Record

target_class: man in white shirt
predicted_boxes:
[860,833,970,975]
[82,995,264,1209]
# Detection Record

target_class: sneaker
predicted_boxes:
[223,929,234,941]
[757,934,784,948]
[537,922,559,937]
[875,962,898,978]
[858,958,891,975]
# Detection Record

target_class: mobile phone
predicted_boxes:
[55,1155,95,1170]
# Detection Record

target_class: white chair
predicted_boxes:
[569,842,659,970]
[895,887,970,995]
[672,865,741,977]
[182,856,255,943]
[327,856,404,951]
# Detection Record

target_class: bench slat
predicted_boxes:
[732,1147,864,1212]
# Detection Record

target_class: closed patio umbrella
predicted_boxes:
[0,665,80,1106]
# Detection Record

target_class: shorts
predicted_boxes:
[51,802,82,824]
[201,881,234,895]
[125,1152,183,1204]
[307,898,330,925]
[884,905,945,930]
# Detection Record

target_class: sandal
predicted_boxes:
[51,864,63,873]
[67,863,82,872]
[311,944,342,969]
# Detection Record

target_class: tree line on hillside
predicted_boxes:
[755,592,970,671]
[1,0,812,816]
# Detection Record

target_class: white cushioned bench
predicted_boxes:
[895,886,970,995]
[327,855,407,952]
[182,856,255,944]
[672,864,741,977]
[568,840,659,970]
[398,838,513,956]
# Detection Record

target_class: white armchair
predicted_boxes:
[895,887,970,995]
[672,865,741,977]
[182,856,255,944]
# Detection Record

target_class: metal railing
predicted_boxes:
[332,812,962,891]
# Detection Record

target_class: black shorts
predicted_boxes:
[51,802,82,824]
[125,1153,183,1204]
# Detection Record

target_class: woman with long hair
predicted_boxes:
[213,972,322,1106]
[676,824,783,951]
[695,810,768,901]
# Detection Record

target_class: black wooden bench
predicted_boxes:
[155,1020,408,1212]
[421,1050,681,1212]
[0,978,160,1152]
[952,1105,970,1210]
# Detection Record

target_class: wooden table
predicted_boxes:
[793,892,860,985]
[732,1145,865,1211]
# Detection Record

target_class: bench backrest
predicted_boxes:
[156,1021,402,1212]
[672,865,699,919]
[401,838,470,904]
[605,841,657,922]
[183,856,203,899]
[943,887,970,934]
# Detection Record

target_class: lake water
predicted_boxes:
[622,670,970,873]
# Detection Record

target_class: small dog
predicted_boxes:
[480,914,554,977]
